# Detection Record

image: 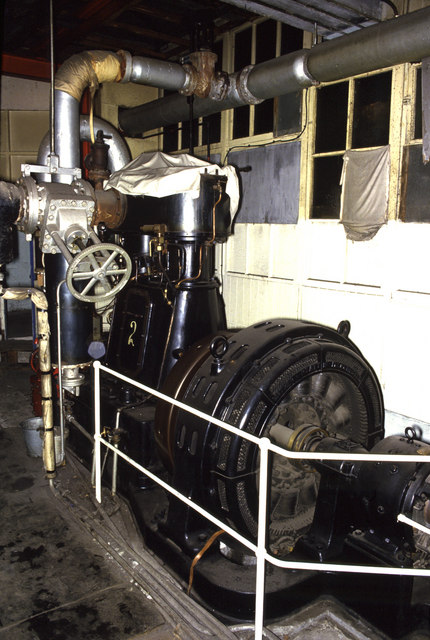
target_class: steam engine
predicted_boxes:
[1,148,430,638]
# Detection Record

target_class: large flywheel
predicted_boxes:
[155,319,384,556]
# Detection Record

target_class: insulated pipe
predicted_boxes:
[118,6,430,135]
[54,90,80,183]
[54,51,125,183]
[0,287,56,478]
[37,116,131,178]
[124,53,190,92]
[53,50,192,181]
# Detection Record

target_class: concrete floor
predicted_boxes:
[0,358,242,640]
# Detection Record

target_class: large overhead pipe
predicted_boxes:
[118,6,430,136]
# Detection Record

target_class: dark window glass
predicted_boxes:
[280,23,303,55]
[202,112,221,146]
[275,23,303,136]
[253,21,277,135]
[255,20,276,63]
[233,105,250,139]
[163,124,179,153]
[315,82,348,153]
[311,155,344,219]
[233,28,252,139]
[235,27,252,70]
[401,144,430,222]
[163,90,179,152]
[352,71,392,148]
[254,100,274,135]
[181,118,199,151]
[415,67,422,140]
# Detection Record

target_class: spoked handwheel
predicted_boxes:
[66,243,132,303]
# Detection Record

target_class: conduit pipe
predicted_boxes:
[118,6,430,136]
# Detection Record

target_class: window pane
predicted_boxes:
[415,67,422,140]
[275,23,303,136]
[311,155,344,219]
[280,23,303,55]
[352,71,392,148]
[163,124,178,153]
[401,144,430,222]
[181,118,199,151]
[234,27,251,71]
[254,100,274,135]
[202,112,221,146]
[255,20,276,64]
[233,105,250,139]
[315,82,348,153]
[233,28,252,139]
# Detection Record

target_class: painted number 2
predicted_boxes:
[128,320,137,346]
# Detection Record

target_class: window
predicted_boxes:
[311,71,392,219]
[400,64,430,222]
[232,21,303,140]
[162,40,223,153]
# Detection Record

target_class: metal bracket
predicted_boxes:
[21,154,82,179]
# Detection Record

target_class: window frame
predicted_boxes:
[306,66,400,222]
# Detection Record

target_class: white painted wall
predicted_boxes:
[221,220,430,433]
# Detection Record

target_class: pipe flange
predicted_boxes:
[117,50,133,84]
[236,65,264,105]
[179,63,198,96]
[16,176,43,235]
[292,50,319,88]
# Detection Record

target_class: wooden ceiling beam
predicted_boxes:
[80,34,170,60]
[110,21,189,47]
[33,0,141,56]
[132,5,184,25]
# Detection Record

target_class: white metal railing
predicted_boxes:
[93,361,430,640]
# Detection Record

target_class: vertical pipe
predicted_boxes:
[94,360,102,503]
[38,305,56,478]
[54,91,80,183]
[255,437,270,640]
[49,0,55,157]
[56,280,66,462]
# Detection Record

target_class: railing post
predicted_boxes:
[255,436,270,640]
[93,360,102,503]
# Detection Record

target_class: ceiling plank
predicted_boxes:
[110,21,190,47]
[32,0,142,57]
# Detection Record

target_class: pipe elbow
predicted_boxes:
[55,50,123,102]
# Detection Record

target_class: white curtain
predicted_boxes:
[340,145,390,241]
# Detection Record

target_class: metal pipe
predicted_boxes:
[37,116,131,179]
[119,6,430,135]
[54,90,80,184]
[127,54,189,91]
[0,287,56,478]
[56,280,66,462]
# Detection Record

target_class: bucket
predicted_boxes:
[21,417,43,457]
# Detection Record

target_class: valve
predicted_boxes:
[66,242,132,303]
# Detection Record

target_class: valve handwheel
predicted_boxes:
[66,243,132,303]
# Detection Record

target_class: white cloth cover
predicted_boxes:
[340,145,390,241]
[105,151,240,215]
